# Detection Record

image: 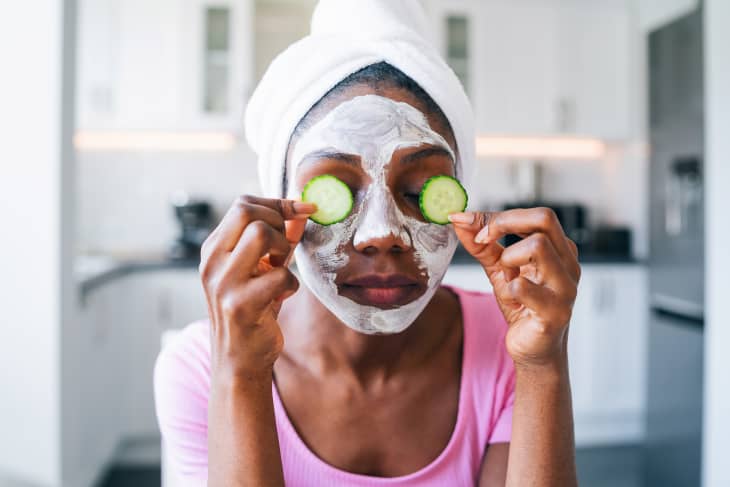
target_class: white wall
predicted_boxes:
[702,1,730,486]
[76,144,258,254]
[0,0,75,486]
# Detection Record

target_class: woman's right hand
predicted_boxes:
[199,195,316,383]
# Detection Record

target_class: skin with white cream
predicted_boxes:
[287,94,460,334]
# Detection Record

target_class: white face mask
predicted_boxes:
[287,94,459,335]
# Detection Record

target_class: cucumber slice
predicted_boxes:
[419,175,468,224]
[301,174,354,225]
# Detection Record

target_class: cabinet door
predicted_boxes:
[591,266,648,415]
[178,0,254,131]
[570,264,649,445]
[123,269,208,438]
[422,0,479,99]
[568,266,597,416]
[71,279,131,478]
[425,0,560,135]
[578,265,648,444]
[76,0,253,131]
[426,0,635,139]
[476,0,560,135]
[121,274,163,437]
[165,269,209,330]
[555,0,633,139]
[76,0,116,129]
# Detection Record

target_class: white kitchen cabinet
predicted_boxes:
[68,277,133,486]
[571,263,649,445]
[122,269,208,438]
[425,0,636,140]
[555,0,634,140]
[76,0,254,131]
[475,0,562,136]
[424,0,560,135]
[71,265,208,474]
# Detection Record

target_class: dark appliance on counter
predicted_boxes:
[501,202,590,250]
[450,202,633,262]
[588,225,632,258]
[168,195,215,261]
[645,7,704,487]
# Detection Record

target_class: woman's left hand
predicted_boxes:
[449,208,580,368]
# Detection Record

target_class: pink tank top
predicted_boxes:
[154,286,515,486]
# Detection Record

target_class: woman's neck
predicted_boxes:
[278,285,459,387]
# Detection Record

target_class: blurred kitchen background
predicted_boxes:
[2,0,729,486]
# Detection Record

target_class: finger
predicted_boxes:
[508,277,571,326]
[507,276,554,312]
[244,266,300,312]
[563,237,581,281]
[267,219,308,268]
[239,195,316,221]
[260,213,311,268]
[566,237,578,258]
[501,232,579,256]
[217,267,300,325]
[500,233,580,282]
[452,217,504,268]
[472,208,573,261]
[499,233,575,291]
[448,211,490,234]
[225,221,292,279]
[204,196,296,257]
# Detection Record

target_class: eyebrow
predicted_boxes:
[297,149,360,168]
[399,146,455,165]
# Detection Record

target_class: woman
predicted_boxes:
[154,1,579,486]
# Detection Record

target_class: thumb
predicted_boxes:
[450,212,503,268]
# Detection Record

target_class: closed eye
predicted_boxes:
[403,192,420,204]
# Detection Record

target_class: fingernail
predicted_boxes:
[474,224,490,244]
[293,202,317,214]
[448,212,475,225]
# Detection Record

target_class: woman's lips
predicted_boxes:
[339,274,423,308]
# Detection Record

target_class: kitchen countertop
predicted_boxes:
[76,253,199,301]
[450,250,640,265]
[76,250,642,300]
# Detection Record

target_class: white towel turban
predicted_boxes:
[244,0,476,199]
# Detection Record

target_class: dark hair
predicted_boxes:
[283,61,455,197]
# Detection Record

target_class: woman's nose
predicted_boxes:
[353,186,412,254]
[354,233,411,255]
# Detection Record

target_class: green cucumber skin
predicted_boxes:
[301,174,354,226]
[302,174,467,226]
[419,175,468,225]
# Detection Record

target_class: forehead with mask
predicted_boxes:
[285,63,461,335]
